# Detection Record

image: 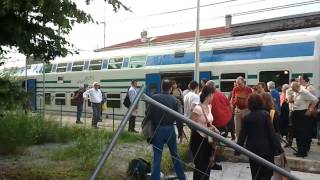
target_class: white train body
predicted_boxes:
[21,27,320,118]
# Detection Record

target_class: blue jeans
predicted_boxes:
[76,102,83,122]
[151,125,185,180]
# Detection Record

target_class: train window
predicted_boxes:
[101,59,108,69]
[259,70,290,91]
[56,63,68,72]
[55,93,66,105]
[89,60,102,70]
[107,93,121,108]
[129,56,146,68]
[84,61,90,70]
[45,93,51,105]
[66,63,72,72]
[220,72,246,92]
[51,64,57,73]
[174,50,185,58]
[72,61,84,72]
[122,58,129,68]
[107,94,120,98]
[221,73,245,79]
[108,57,123,69]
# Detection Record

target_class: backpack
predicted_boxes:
[123,92,131,108]
[127,158,151,178]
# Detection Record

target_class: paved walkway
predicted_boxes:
[184,162,320,180]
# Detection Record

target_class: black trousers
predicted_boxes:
[249,155,273,180]
[292,110,312,155]
[190,130,212,180]
[128,116,136,131]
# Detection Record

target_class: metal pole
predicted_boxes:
[194,0,200,82]
[25,56,28,92]
[112,107,115,131]
[142,94,300,180]
[84,99,87,127]
[42,62,45,118]
[60,102,62,126]
[89,86,146,180]
[103,1,106,47]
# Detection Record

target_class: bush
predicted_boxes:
[0,113,74,154]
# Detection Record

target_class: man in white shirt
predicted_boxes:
[291,82,318,157]
[298,74,317,97]
[128,80,138,132]
[183,81,200,119]
[83,82,102,128]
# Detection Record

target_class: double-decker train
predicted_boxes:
[10,27,320,118]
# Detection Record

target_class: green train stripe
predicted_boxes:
[100,78,145,83]
[292,73,313,78]
[248,75,257,79]
[37,80,71,83]
[211,76,219,80]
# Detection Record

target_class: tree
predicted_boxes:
[0,0,129,63]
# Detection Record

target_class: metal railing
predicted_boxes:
[89,85,146,180]
[90,87,300,180]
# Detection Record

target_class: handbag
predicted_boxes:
[101,102,108,112]
[273,153,290,180]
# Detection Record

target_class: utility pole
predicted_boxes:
[194,0,200,82]
[103,1,106,47]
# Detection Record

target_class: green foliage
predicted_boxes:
[0,75,27,111]
[0,113,74,154]
[51,129,143,171]
[0,0,129,62]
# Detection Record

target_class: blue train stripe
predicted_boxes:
[146,41,314,66]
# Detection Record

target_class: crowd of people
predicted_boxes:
[71,74,319,180]
[147,74,319,180]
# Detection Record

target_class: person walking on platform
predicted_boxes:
[236,93,283,180]
[128,80,139,132]
[291,82,318,157]
[149,80,185,180]
[83,82,102,128]
[190,85,219,180]
[73,84,88,124]
[230,76,252,140]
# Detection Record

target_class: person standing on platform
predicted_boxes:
[291,82,318,157]
[128,80,139,133]
[267,81,281,113]
[149,80,185,180]
[83,82,102,128]
[171,80,184,113]
[183,81,200,119]
[230,76,252,140]
[73,84,88,124]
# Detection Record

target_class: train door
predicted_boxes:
[161,72,193,91]
[146,73,161,96]
[200,71,211,82]
[27,79,37,111]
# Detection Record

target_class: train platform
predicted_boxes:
[47,113,320,175]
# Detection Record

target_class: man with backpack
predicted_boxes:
[73,84,88,124]
[128,80,139,132]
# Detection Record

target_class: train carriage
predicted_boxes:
[18,27,320,118]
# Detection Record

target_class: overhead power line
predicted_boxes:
[144,0,320,30]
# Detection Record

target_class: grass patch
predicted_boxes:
[0,113,74,154]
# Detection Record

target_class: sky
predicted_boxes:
[1,0,320,68]
[68,0,320,51]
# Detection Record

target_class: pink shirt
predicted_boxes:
[193,104,213,137]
